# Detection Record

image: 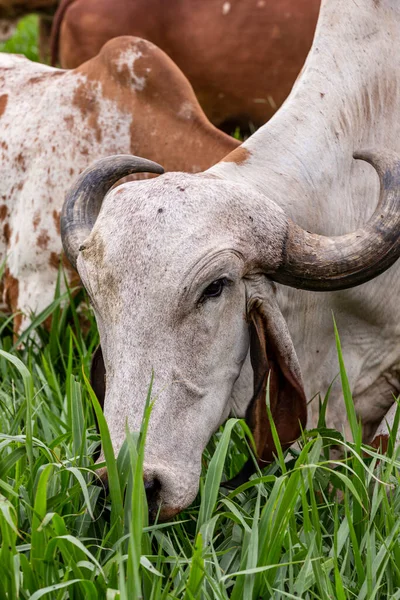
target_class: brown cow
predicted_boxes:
[0,35,238,332]
[50,0,321,130]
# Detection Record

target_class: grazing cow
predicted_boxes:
[50,0,321,130]
[0,36,238,332]
[61,0,400,520]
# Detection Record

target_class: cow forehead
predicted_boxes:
[80,172,288,304]
[103,172,238,222]
[90,174,244,265]
[79,174,251,314]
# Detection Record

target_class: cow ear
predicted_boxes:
[246,294,307,464]
[90,345,106,411]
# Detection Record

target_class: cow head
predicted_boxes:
[61,153,400,520]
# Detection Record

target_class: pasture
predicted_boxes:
[1,16,400,600]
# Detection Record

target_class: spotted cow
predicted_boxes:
[0,36,238,332]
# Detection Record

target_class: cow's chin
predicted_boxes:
[153,485,200,522]
[154,503,187,523]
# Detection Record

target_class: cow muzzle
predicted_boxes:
[96,461,199,522]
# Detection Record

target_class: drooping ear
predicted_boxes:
[90,345,106,412]
[246,283,307,465]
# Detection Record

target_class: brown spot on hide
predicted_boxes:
[221,146,250,165]
[3,223,11,244]
[4,268,21,334]
[37,229,50,249]
[0,94,7,117]
[33,211,41,231]
[52,209,61,234]
[0,204,7,221]
[43,314,53,330]
[49,251,59,270]
[28,75,48,84]
[72,82,102,142]
[49,251,80,285]
[28,72,63,84]
[15,152,26,171]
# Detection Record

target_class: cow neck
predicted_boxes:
[208,0,400,237]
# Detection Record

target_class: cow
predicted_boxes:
[50,0,321,131]
[0,36,238,333]
[60,0,400,521]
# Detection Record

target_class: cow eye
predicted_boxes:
[201,278,228,300]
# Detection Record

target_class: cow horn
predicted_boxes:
[61,154,164,269]
[269,151,400,291]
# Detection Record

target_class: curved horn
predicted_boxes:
[269,151,400,291]
[61,154,164,269]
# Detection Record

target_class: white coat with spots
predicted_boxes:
[0,36,237,331]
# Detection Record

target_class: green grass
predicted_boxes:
[0,15,39,62]
[0,282,399,599]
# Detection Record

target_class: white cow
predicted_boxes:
[61,0,400,520]
[0,36,237,332]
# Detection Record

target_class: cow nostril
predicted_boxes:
[144,476,161,499]
[144,476,162,520]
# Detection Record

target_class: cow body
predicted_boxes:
[0,36,237,331]
[51,0,320,129]
[61,0,400,519]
